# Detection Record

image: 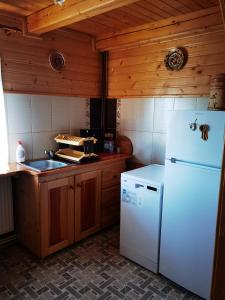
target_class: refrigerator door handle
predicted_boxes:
[169,157,221,171]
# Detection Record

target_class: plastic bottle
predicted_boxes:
[16,140,26,163]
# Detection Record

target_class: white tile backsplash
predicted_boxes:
[134,131,153,165]
[153,109,173,134]
[31,95,52,132]
[154,97,174,111]
[120,99,137,131]
[6,93,209,164]
[174,98,197,110]
[196,97,209,110]
[152,133,167,165]
[52,97,70,131]
[6,94,31,134]
[69,98,87,131]
[119,96,209,165]
[32,132,56,160]
[136,99,154,132]
[5,93,89,162]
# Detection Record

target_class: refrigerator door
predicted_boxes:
[159,160,221,299]
[166,111,225,168]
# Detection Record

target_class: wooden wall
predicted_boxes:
[0,15,101,97]
[106,8,225,98]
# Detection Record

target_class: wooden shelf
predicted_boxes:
[54,134,97,146]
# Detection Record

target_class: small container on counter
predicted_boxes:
[16,140,26,163]
[103,133,115,153]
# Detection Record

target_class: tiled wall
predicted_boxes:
[4,93,89,163]
[4,94,209,165]
[118,97,209,165]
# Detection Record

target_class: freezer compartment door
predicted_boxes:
[159,160,221,299]
[166,111,225,168]
[120,177,163,272]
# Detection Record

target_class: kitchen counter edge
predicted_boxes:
[0,154,131,178]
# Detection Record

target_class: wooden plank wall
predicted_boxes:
[0,15,101,97]
[107,11,225,98]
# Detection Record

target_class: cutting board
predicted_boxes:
[116,135,133,155]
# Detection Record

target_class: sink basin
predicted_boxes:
[20,159,71,172]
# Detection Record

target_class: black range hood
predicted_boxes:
[89,52,117,148]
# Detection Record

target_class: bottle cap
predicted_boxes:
[17,140,22,145]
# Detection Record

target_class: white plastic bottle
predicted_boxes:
[16,140,26,163]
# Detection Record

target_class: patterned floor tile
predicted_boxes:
[0,226,203,300]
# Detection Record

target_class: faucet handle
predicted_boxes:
[45,150,55,159]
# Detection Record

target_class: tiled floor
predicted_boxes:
[0,226,202,300]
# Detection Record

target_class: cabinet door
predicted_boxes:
[101,162,125,229]
[101,185,120,229]
[75,170,101,241]
[40,177,74,257]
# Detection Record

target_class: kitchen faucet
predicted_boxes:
[44,150,55,160]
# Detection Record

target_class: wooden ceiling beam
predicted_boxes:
[96,6,223,51]
[219,0,225,30]
[26,0,141,35]
[0,3,30,16]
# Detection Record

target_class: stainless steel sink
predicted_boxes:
[20,159,71,172]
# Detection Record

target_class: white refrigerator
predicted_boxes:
[159,111,225,299]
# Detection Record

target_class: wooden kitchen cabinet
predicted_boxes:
[39,177,75,257]
[13,174,40,256]
[101,185,120,228]
[14,174,75,257]
[102,161,125,189]
[101,161,125,228]
[13,156,128,257]
[75,170,101,241]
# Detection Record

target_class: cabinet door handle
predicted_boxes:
[113,175,118,179]
[70,185,74,190]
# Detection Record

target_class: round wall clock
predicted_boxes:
[49,50,65,71]
[164,47,187,71]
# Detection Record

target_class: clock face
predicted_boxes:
[164,48,187,71]
[49,50,65,71]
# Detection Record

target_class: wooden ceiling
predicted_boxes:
[0,1,53,16]
[68,0,219,36]
[0,0,220,37]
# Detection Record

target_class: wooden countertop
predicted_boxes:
[0,153,131,178]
